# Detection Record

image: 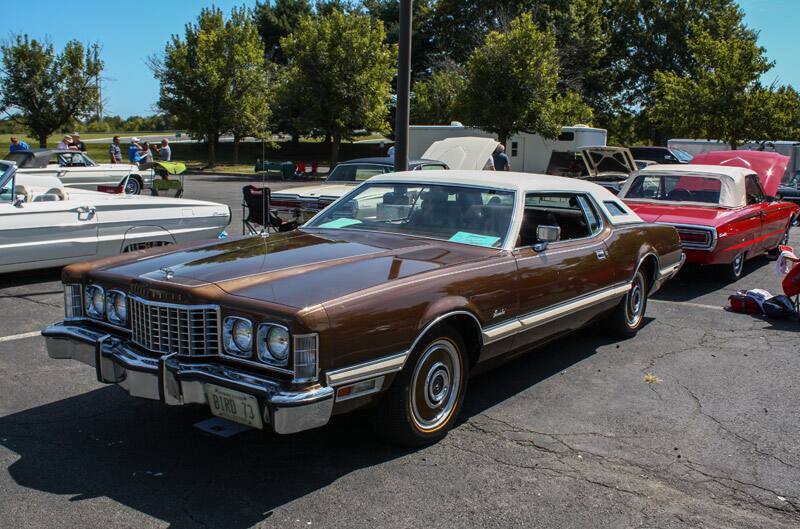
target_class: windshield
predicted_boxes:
[674,149,694,163]
[0,164,15,202]
[327,164,387,183]
[624,174,722,204]
[307,183,516,248]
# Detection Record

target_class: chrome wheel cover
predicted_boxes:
[124,178,141,195]
[625,272,646,327]
[410,339,461,432]
[732,253,744,277]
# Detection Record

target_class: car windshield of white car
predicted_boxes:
[624,174,722,204]
[327,164,386,182]
[0,165,14,201]
[306,183,515,248]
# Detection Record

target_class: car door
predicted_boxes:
[755,179,793,250]
[0,183,99,270]
[743,174,782,252]
[510,192,615,350]
[58,152,119,188]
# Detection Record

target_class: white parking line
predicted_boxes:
[650,299,724,311]
[0,331,42,344]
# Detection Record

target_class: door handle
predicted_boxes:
[75,205,96,219]
[595,249,608,260]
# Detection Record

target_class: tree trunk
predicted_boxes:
[38,132,48,148]
[233,133,241,165]
[330,133,341,168]
[207,132,216,168]
[730,141,738,150]
[498,132,509,148]
[290,131,300,144]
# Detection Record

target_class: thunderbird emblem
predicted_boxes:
[160,267,175,281]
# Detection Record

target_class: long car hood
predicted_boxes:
[624,201,742,227]
[99,230,490,308]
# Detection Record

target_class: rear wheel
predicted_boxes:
[725,252,745,282]
[123,176,143,195]
[373,324,468,447]
[604,269,648,339]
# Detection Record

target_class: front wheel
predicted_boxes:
[372,324,468,447]
[604,269,648,339]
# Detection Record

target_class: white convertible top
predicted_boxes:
[368,170,643,224]
[620,164,753,209]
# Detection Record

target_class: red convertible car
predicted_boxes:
[619,160,799,281]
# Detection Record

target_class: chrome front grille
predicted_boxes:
[130,297,220,356]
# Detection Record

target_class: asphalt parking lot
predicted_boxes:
[1,174,798,529]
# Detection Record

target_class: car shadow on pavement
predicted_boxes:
[652,258,772,303]
[0,267,62,289]
[0,324,636,529]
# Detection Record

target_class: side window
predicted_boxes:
[419,164,447,171]
[745,175,764,204]
[577,196,602,234]
[604,201,629,216]
[518,193,596,246]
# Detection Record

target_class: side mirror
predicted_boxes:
[533,225,560,252]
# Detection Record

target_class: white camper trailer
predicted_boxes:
[409,123,607,173]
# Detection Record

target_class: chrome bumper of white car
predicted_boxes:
[42,323,333,435]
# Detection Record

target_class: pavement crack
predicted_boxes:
[676,380,798,471]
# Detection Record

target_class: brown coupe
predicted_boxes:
[44,171,683,445]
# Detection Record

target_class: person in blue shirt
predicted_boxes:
[128,137,143,163]
[9,136,29,152]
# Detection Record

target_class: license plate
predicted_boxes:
[205,384,263,429]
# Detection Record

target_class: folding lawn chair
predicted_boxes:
[241,185,298,235]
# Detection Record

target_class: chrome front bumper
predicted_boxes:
[42,323,333,435]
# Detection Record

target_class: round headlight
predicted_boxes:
[266,326,290,361]
[85,285,105,319]
[107,291,127,324]
[232,319,252,352]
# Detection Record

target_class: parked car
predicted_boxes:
[271,137,498,221]
[778,172,800,215]
[629,146,693,165]
[691,150,800,227]
[44,170,683,446]
[270,157,449,222]
[618,164,799,281]
[579,146,638,194]
[4,149,153,195]
[0,160,230,274]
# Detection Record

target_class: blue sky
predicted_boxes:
[2,0,796,118]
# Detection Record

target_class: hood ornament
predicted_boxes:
[160,267,175,281]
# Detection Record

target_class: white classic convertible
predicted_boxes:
[4,149,154,195]
[0,161,231,274]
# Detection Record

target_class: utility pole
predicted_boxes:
[92,43,103,122]
[394,0,413,173]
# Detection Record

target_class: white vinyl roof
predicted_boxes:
[620,164,754,209]
[368,170,643,224]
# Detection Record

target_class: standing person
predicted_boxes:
[128,137,143,164]
[483,154,495,171]
[155,138,171,161]
[9,136,29,152]
[57,135,73,150]
[140,141,153,163]
[387,145,395,159]
[71,132,87,152]
[492,143,511,171]
[109,136,123,163]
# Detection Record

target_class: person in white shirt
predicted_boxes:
[387,145,395,159]
[56,135,74,150]
[483,155,495,170]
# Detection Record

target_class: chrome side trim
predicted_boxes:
[325,351,409,387]
[483,283,630,345]
[659,253,686,279]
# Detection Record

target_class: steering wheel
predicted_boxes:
[667,188,693,201]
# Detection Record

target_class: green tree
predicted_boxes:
[0,35,103,147]
[254,0,313,63]
[363,0,436,76]
[150,6,271,167]
[281,9,395,165]
[459,13,593,145]
[650,12,783,149]
[411,66,465,125]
